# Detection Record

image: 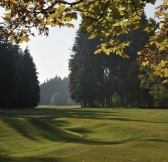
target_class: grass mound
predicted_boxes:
[0,107,168,161]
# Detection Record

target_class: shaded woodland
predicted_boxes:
[0,11,167,108]
[69,13,168,108]
[0,38,40,108]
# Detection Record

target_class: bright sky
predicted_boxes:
[1,0,162,83]
[20,21,80,83]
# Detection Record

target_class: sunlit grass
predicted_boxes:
[0,107,168,161]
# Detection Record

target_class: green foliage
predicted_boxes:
[0,0,167,84]
[51,93,65,106]
[21,48,40,107]
[40,76,70,105]
[0,0,160,57]
[139,67,168,107]
[0,40,39,108]
[137,1,168,106]
[69,14,156,108]
[138,1,168,84]
[1,107,168,161]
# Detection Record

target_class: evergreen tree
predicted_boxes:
[0,39,40,108]
[20,47,40,107]
[40,76,70,105]
[0,42,22,107]
[69,13,155,108]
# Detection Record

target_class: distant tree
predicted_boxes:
[51,93,59,105]
[51,93,65,106]
[40,76,70,105]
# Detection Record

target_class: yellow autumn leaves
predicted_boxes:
[0,0,167,84]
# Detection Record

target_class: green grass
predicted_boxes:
[0,106,168,161]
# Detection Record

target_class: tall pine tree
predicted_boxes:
[0,39,40,108]
[69,12,154,108]
[20,47,40,107]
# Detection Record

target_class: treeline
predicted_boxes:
[0,39,40,108]
[69,13,168,108]
[40,76,75,105]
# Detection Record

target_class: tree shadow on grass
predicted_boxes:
[1,114,168,162]
[3,114,166,145]
[0,155,63,162]
[107,117,168,124]
[1,117,39,141]
[3,107,168,126]
[1,107,168,162]
[141,138,168,143]
[50,108,168,124]
[0,116,82,142]
[33,108,168,124]
[1,115,141,146]
[1,107,168,141]
[0,155,13,162]
[67,127,93,134]
[1,108,168,146]
[4,108,125,119]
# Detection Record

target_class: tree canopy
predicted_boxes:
[69,14,160,108]
[0,0,167,83]
[0,0,164,47]
[138,2,168,84]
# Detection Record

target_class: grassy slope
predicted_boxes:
[0,107,168,162]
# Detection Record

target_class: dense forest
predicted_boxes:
[0,10,167,108]
[40,77,75,106]
[0,38,40,108]
[69,13,168,108]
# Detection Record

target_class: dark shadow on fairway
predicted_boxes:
[67,127,93,134]
[37,108,127,120]
[108,117,168,124]
[1,108,168,146]
[141,138,168,143]
[1,108,128,121]
[0,115,142,146]
[1,117,38,141]
[28,119,83,141]
[0,155,13,162]
[0,116,83,142]
[78,137,141,145]
[30,157,64,162]
[0,155,63,162]
[51,119,71,127]
[32,108,168,124]
[37,107,168,124]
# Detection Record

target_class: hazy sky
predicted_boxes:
[2,1,162,83]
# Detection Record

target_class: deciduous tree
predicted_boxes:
[0,0,167,85]
[0,0,165,57]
